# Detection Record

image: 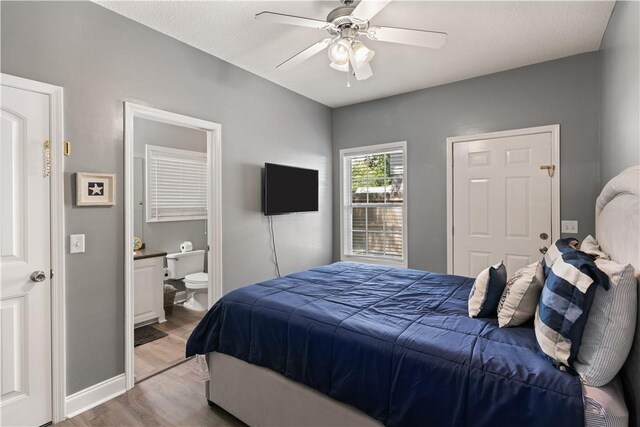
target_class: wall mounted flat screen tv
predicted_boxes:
[264,163,318,215]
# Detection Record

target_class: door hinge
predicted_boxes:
[540,164,556,177]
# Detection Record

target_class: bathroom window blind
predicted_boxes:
[340,142,407,267]
[146,145,207,222]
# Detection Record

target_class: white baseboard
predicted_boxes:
[65,373,126,419]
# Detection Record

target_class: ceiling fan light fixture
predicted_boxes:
[351,40,375,68]
[329,61,349,72]
[328,39,351,66]
[258,0,448,84]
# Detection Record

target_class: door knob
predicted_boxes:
[30,270,47,282]
[539,246,548,255]
[540,232,548,240]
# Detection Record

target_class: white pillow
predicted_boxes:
[497,262,545,327]
[468,261,507,318]
[574,255,638,386]
[580,235,611,260]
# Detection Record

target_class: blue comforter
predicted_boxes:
[187,262,583,427]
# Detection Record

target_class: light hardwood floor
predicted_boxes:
[57,360,245,427]
[135,305,203,382]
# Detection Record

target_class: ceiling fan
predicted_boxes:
[255,0,447,84]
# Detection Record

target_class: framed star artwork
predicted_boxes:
[75,172,116,206]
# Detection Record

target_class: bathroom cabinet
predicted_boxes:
[134,256,166,326]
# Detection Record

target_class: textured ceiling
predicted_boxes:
[95,1,614,108]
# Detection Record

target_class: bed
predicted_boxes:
[187,166,639,427]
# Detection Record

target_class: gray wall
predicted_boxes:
[333,52,601,273]
[1,1,332,395]
[133,118,208,257]
[599,1,640,184]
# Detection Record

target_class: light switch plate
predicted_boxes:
[70,234,85,253]
[561,220,578,234]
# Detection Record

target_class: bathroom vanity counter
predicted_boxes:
[134,248,167,261]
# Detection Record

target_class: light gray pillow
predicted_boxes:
[468,261,507,318]
[574,256,638,386]
[497,262,545,327]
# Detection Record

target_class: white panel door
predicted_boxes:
[452,132,552,277]
[1,85,52,426]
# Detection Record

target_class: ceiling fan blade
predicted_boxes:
[367,26,447,49]
[277,39,332,70]
[351,0,392,23]
[256,12,331,30]
[349,50,373,81]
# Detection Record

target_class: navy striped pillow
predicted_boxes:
[535,238,610,369]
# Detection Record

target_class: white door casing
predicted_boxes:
[124,102,222,390]
[446,125,560,277]
[0,86,52,426]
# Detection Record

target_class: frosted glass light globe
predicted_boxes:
[328,40,350,66]
[351,40,375,68]
[329,62,349,72]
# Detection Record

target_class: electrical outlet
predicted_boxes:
[561,220,578,234]
[70,234,85,253]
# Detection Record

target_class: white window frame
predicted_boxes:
[145,144,207,223]
[339,141,408,268]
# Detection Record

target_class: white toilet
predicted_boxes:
[166,249,208,312]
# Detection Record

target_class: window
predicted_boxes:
[340,142,407,267]
[145,145,207,222]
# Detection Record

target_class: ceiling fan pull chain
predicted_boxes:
[347,62,351,87]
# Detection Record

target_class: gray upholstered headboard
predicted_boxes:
[595,165,640,427]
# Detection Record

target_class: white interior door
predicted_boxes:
[452,130,555,277]
[1,85,52,426]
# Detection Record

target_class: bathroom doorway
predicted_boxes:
[124,103,222,389]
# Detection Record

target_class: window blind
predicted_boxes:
[342,144,406,264]
[145,145,207,222]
